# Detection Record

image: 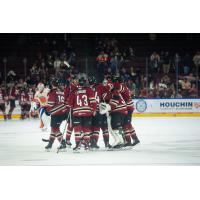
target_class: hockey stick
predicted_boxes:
[42,109,71,143]
[42,138,50,142]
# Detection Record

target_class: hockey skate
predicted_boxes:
[45,141,53,151]
[65,140,72,148]
[90,139,99,150]
[122,142,133,150]
[132,138,140,147]
[57,140,67,152]
[105,141,112,149]
[73,142,81,153]
[112,143,124,149]
[124,142,132,147]
[84,141,90,152]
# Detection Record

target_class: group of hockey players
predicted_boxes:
[0,74,140,152]
[41,74,140,152]
[0,85,36,120]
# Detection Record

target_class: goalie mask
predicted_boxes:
[37,83,45,92]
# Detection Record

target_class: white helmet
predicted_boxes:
[37,83,44,92]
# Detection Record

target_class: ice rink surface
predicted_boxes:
[0,117,200,166]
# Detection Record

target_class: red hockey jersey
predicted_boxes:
[19,91,30,105]
[46,88,69,116]
[9,87,18,100]
[0,89,7,104]
[28,90,34,102]
[90,83,107,111]
[109,89,127,115]
[68,86,97,117]
[114,82,134,111]
[64,82,78,100]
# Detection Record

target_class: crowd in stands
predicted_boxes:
[0,36,200,101]
[95,37,200,98]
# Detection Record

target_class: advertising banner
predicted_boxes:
[134,99,200,117]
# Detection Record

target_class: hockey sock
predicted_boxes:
[130,128,138,141]
[124,132,132,143]
[74,132,82,143]
[93,131,99,143]
[49,133,56,143]
[102,129,109,143]
[56,132,63,142]
[123,124,132,143]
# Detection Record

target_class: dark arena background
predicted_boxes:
[0,33,200,165]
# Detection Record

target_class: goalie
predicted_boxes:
[99,89,127,149]
[33,83,50,131]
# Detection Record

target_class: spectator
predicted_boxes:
[46,54,54,73]
[172,53,181,73]
[161,74,171,86]
[149,51,160,73]
[96,51,109,81]
[139,87,148,98]
[184,72,196,84]
[17,79,27,89]
[54,57,61,76]
[7,70,16,83]
[126,79,136,97]
[162,52,171,74]
[182,53,192,75]
[127,46,135,59]
[109,54,118,74]
[189,83,198,98]
[147,89,155,98]
[180,77,191,97]
[193,51,200,68]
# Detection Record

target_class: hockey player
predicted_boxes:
[112,76,140,146]
[0,85,8,120]
[64,77,79,147]
[68,77,97,152]
[34,83,50,130]
[44,80,70,150]
[28,87,37,118]
[88,76,111,149]
[19,88,31,119]
[7,86,18,119]
[102,82,127,148]
[109,89,127,148]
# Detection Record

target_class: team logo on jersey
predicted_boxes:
[136,99,147,113]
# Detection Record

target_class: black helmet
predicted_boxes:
[78,77,86,86]
[51,79,58,88]
[88,76,97,85]
[111,75,121,83]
